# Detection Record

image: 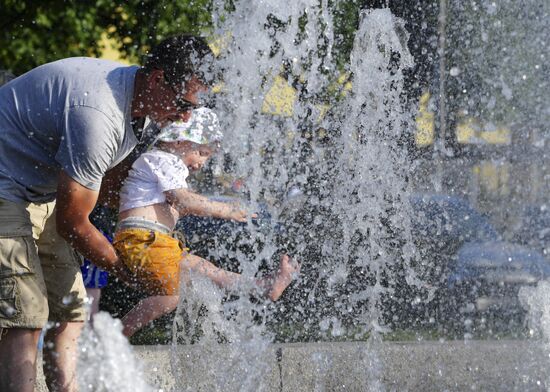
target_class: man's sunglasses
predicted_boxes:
[164,73,202,112]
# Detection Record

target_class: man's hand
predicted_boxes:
[56,171,129,282]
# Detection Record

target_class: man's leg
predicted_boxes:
[0,328,42,392]
[38,205,88,392]
[42,321,84,392]
[0,199,52,392]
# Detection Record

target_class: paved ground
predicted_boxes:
[36,340,549,391]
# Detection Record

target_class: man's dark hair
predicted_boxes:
[144,35,215,86]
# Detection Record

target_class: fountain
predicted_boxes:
[62,0,549,391]
[77,312,152,392]
[168,1,422,391]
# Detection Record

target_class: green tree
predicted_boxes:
[1,1,105,75]
[0,0,376,76]
[0,0,213,75]
[98,0,213,63]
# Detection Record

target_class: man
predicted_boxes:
[0,35,214,392]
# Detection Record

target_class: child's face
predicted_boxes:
[181,143,214,172]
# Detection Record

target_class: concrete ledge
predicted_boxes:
[37,340,549,391]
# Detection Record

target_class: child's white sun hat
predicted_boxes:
[156,107,223,145]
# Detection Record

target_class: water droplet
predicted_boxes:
[3,305,16,316]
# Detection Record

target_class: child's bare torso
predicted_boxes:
[118,201,180,230]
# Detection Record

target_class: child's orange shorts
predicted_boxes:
[113,228,188,295]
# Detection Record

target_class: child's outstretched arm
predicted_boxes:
[165,188,252,222]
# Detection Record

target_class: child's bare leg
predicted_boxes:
[85,288,101,323]
[121,255,252,338]
[181,254,242,289]
[266,254,300,301]
[121,295,179,337]
[181,253,299,301]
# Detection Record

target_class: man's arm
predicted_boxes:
[56,171,130,279]
[97,155,134,209]
[165,188,251,222]
[97,119,154,208]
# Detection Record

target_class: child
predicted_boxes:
[113,108,299,337]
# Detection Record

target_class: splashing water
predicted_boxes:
[519,281,550,388]
[520,281,550,342]
[171,0,422,390]
[330,7,420,332]
[171,273,274,391]
[78,312,152,392]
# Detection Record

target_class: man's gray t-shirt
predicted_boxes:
[0,57,139,203]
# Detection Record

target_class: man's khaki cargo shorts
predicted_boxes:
[0,198,87,332]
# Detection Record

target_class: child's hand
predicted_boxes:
[228,204,257,222]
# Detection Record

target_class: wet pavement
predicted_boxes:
[36,340,549,391]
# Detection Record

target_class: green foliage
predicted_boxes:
[332,0,398,69]
[1,1,105,75]
[332,0,362,68]
[97,0,214,64]
[0,0,365,76]
[0,0,214,75]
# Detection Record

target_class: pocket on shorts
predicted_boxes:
[0,237,36,278]
[0,278,18,319]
